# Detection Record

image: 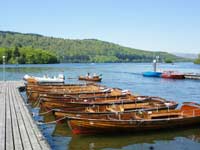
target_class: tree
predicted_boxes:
[194,54,200,64]
[13,46,20,57]
[0,46,58,64]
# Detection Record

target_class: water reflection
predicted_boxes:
[51,123,200,150]
[0,65,53,72]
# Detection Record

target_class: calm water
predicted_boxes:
[1,62,200,150]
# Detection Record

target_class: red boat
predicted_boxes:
[161,71,185,79]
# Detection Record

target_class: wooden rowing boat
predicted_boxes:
[38,88,129,100]
[26,82,98,90]
[66,102,200,134]
[40,96,178,111]
[53,100,178,120]
[25,81,100,96]
[26,83,102,94]
[26,84,110,101]
[78,75,102,82]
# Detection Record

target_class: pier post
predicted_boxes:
[153,59,157,72]
[2,55,5,81]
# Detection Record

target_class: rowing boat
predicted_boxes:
[26,84,110,101]
[66,102,200,134]
[53,100,178,120]
[40,96,178,111]
[78,75,102,82]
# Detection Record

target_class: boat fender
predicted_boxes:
[102,88,110,92]
[137,97,145,100]
[23,74,31,80]
[100,87,105,90]
[122,89,129,92]
[164,102,172,106]
[147,111,152,114]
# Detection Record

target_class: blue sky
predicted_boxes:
[1,0,200,53]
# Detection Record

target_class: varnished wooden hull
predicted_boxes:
[53,103,178,120]
[26,83,100,92]
[68,116,200,134]
[67,104,200,134]
[41,97,178,112]
[78,76,102,82]
[26,85,111,101]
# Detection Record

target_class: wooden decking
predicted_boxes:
[0,81,50,150]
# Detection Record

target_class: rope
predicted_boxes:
[33,96,41,107]
[38,108,61,115]
[27,91,32,99]
[39,109,55,115]
[36,115,68,125]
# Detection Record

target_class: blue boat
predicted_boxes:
[143,71,162,77]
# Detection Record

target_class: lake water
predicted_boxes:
[0,62,200,150]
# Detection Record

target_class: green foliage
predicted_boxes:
[0,31,190,63]
[194,54,200,64]
[0,47,58,64]
[164,58,173,63]
[13,46,20,57]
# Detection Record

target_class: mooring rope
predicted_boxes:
[32,108,55,117]
[33,96,41,107]
[27,91,32,99]
[39,109,55,115]
[39,108,61,115]
[36,115,68,125]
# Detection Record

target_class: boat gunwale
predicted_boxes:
[66,112,200,123]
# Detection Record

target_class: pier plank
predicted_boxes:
[8,85,23,150]
[0,81,50,150]
[11,83,41,149]
[5,85,14,150]
[16,82,50,150]
[0,84,6,150]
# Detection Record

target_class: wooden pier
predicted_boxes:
[184,73,200,80]
[0,81,50,150]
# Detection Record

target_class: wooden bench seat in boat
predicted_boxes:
[106,105,124,112]
[122,103,150,110]
[146,110,182,119]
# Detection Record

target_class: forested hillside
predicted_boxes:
[194,54,200,64]
[0,31,189,63]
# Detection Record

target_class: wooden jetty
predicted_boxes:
[0,81,50,150]
[184,73,200,80]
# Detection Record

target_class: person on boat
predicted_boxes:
[87,72,91,78]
